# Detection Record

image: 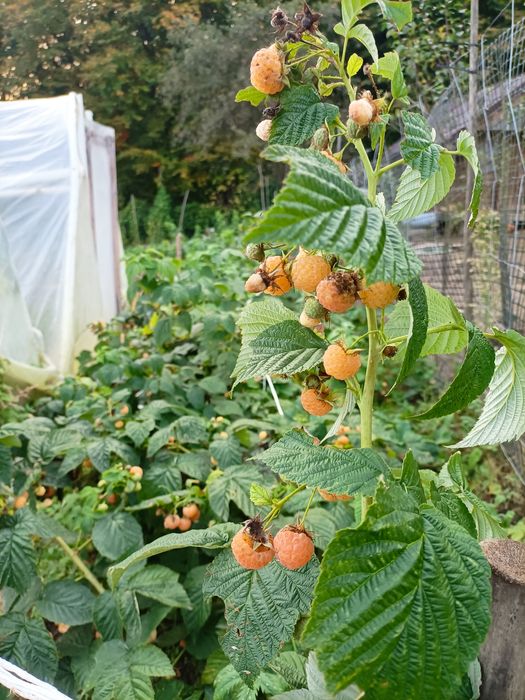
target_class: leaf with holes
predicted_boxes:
[270,87,339,146]
[245,146,421,284]
[400,112,441,179]
[203,549,318,683]
[389,153,455,223]
[303,484,491,699]
[259,429,389,496]
[234,321,327,386]
[457,130,483,227]
[453,329,525,447]
[416,326,495,420]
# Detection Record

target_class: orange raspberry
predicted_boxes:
[316,271,359,313]
[231,518,274,570]
[182,503,200,522]
[358,281,400,309]
[245,272,267,293]
[348,98,375,126]
[114,420,124,430]
[274,525,314,570]
[178,516,192,532]
[129,466,143,480]
[319,489,352,502]
[291,250,331,293]
[323,343,361,380]
[262,255,292,296]
[164,514,180,530]
[14,492,29,510]
[300,388,332,416]
[320,150,347,174]
[334,435,350,447]
[250,45,285,95]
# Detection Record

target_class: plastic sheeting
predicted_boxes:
[0,93,126,387]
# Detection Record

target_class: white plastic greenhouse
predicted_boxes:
[0,92,126,388]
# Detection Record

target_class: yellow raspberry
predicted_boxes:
[231,518,274,570]
[358,281,400,309]
[274,525,314,570]
[323,343,361,380]
[256,119,273,142]
[316,271,359,313]
[250,45,285,95]
[291,250,331,293]
[262,255,292,296]
[300,388,332,416]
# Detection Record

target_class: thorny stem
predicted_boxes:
[55,536,105,594]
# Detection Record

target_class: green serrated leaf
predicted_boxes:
[303,484,491,699]
[209,436,243,468]
[246,146,421,284]
[371,51,407,98]
[122,565,191,609]
[391,277,428,389]
[182,565,211,632]
[457,130,483,227]
[386,284,468,357]
[108,523,238,589]
[259,429,390,496]
[376,0,413,29]
[347,24,378,63]
[92,512,144,562]
[234,320,327,386]
[94,591,124,640]
[203,550,319,682]
[400,112,441,179]
[36,580,95,625]
[0,613,58,683]
[208,464,263,520]
[416,326,495,420]
[270,86,339,147]
[400,451,425,504]
[453,329,525,447]
[250,483,273,507]
[430,484,477,538]
[235,86,266,106]
[346,53,363,77]
[0,519,36,592]
[389,153,455,223]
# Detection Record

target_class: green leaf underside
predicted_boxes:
[235,86,266,107]
[234,320,327,386]
[457,130,483,227]
[203,550,318,682]
[416,326,495,420]
[377,0,413,29]
[259,429,390,496]
[389,153,455,223]
[246,146,421,284]
[385,284,468,356]
[391,277,428,388]
[303,484,491,699]
[232,299,297,383]
[270,86,339,146]
[453,329,525,447]
[400,112,440,179]
[347,24,378,63]
[108,523,238,589]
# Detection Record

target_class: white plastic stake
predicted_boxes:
[0,658,72,700]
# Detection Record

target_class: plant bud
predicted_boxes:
[310,126,330,151]
[304,297,325,319]
[245,243,266,262]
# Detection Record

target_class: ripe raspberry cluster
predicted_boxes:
[244,245,402,417]
[162,502,200,532]
[231,517,315,571]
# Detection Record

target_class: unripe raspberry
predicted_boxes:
[178,517,192,532]
[262,255,292,296]
[300,310,322,328]
[347,120,368,140]
[35,485,46,497]
[182,503,200,522]
[245,243,265,263]
[348,98,375,126]
[57,623,70,634]
[129,466,143,480]
[250,45,285,95]
[316,271,359,313]
[164,514,180,530]
[245,272,267,293]
[258,430,269,441]
[319,489,352,502]
[120,405,130,416]
[358,281,400,309]
[274,525,314,570]
[114,420,124,430]
[14,492,29,510]
[300,388,332,416]
[231,518,274,570]
[291,251,331,293]
[334,435,350,447]
[304,297,326,320]
[310,126,330,150]
[323,343,361,380]
[256,119,273,142]
[320,150,347,174]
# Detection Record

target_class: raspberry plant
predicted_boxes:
[113,3,525,698]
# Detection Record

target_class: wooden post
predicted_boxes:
[463,0,479,318]
[479,539,525,700]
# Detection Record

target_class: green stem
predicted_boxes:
[377,158,405,176]
[264,484,306,526]
[300,488,317,526]
[359,308,380,521]
[55,536,105,594]
[387,322,465,346]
